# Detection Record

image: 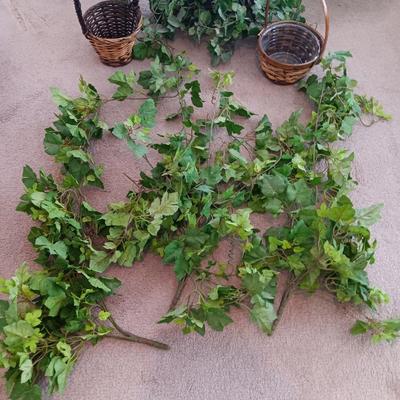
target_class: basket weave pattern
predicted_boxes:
[258,0,329,85]
[74,0,142,67]
[258,49,315,84]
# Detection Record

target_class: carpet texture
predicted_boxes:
[0,0,399,399]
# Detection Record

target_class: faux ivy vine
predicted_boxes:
[0,42,396,400]
[147,0,305,65]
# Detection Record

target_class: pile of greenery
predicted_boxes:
[0,45,396,399]
[147,0,305,65]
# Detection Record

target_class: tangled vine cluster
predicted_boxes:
[0,41,396,400]
[148,0,305,64]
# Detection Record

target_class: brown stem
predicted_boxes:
[271,269,311,332]
[99,302,170,350]
[143,155,154,169]
[272,282,292,332]
[123,173,142,190]
[169,277,188,311]
[271,271,302,332]
[105,334,169,350]
[103,92,180,104]
[359,117,375,127]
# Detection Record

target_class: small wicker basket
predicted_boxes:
[258,0,330,85]
[73,0,143,67]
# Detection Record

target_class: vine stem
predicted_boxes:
[271,272,304,332]
[105,334,169,350]
[169,277,188,311]
[143,154,154,169]
[271,281,293,332]
[123,172,142,191]
[102,92,179,103]
[100,302,170,350]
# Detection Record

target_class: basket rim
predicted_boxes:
[258,20,324,70]
[83,2,142,41]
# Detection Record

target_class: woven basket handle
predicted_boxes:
[73,0,140,36]
[264,0,330,58]
[73,0,87,35]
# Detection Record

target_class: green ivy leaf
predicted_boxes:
[50,87,72,107]
[8,382,41,400]
[133,42,149,60]
[350,320,370,335]
[24,310,41,327]
[184,80,204,108]
[102,211,130,227]
[19,354,33,384]
[44,130,63,155]
[206,308,233,331]
[138,99,157,128]
[80,271,111,293]
[109,71,136,100]
[3,321,36,349]
[149,192,179,218]
[264,198,283,215]
[356,204,383,227]
[127,138,148,158]
[117,241,138,267]
[22,166,37,189]
[44,292,67,317]
[34,237,68,259]
[318,196,355,223]
[89,251,112,273]
[250,298,277,335]
[98,310,111,321]
[112,123,128,139]
[45,355,74,393]
[260,174,287,197]
[167,15,181,28]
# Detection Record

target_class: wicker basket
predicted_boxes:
[258,0,329,85]
[73,0,143,67]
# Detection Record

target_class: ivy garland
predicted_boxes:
[0,40,397,400]
[147,0,305,65]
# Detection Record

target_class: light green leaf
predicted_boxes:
[250,299,277,334]
[356,204,383,227]
[98,311,111,321]
[102,211,130,227]
[260,174,287,197]
[44,292,67,317]
[89,251,111,273]
[117,241,137,267]
[50,87,72,107]
[149,192,179,218]
[19,354,33,384]
[109,70,136,100]
[24,310,41,327]
[34,237,68,259]
[56,341,72,358]
[138,99,157,128]
[126,138,148,158]
[112,123,128,139]
[350,320,370,335]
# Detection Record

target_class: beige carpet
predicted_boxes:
[0,0,399,399]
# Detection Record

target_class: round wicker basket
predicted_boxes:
[258,0,329,85]
[74,0,142,67]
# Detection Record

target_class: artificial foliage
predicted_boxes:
[0,43,397,400]
[148,0,305,65]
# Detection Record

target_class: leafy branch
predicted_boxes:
[148,0,306,65]
[0,47,395,400]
